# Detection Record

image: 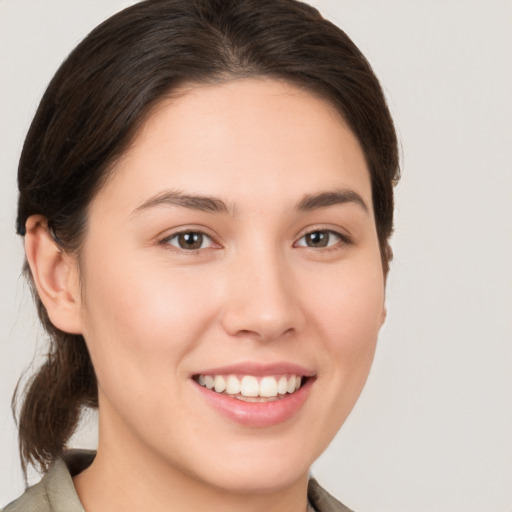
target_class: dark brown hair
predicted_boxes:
[14,0,399,473]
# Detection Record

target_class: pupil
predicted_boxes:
[179,232,202,249]
[307,231,328,247]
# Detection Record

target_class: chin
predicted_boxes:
[187,437,314,495]
[206,462,308,495]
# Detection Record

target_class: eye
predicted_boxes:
[295,229,345,248]
[163,231,215,251]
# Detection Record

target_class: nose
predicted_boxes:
[220,250,305,342]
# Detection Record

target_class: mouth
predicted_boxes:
[192,373,308,403]
[191,362,315,426]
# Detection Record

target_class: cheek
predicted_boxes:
[309,257,384,377]
[320,265,383,331]
[78,254,220,395]
[287,258,384,460]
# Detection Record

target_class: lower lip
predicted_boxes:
[193,378,314,428]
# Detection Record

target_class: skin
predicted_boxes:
[26,78,386,512]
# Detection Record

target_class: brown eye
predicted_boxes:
[296,230,343,248]
[166,231,213,251]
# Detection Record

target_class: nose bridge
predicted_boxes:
[221,242,303,341]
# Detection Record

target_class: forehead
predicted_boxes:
[93,78,371,215]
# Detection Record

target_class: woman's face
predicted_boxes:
[77,79,385,492]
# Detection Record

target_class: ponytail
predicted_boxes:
[13,272,97,474]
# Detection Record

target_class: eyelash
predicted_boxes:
[160,230,217,253]
[294,229,351,250]
[159,228,352,254]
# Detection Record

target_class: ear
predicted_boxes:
[380,304,387,327]
[24,215,83,334]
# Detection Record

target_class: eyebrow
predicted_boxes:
[296,189,369,213]
[131,188,368,217]
[131,190,234,216]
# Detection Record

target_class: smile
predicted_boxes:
[192,364,315,427]
[194,374,304,402]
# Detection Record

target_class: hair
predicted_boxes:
[14,0,399,474]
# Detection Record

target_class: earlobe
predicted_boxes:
[24,215,83,334]
[380,304,387,327]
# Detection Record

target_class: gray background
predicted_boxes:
[1,1,511,510]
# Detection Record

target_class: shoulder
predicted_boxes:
[2,476,50,512]
[2,451,94,512]
[308,478,355,512]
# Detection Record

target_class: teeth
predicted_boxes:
[287,375,296,393]
[204,375,214,390]
[277,376,288,395]
[240,376,259,397]
[196,374,305,398]
[214,375,226,393]
[226,375,241,395]
[260,376,278,397]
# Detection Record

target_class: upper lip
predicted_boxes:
[193,361,315,377]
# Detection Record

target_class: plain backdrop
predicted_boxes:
[1,1,511,511]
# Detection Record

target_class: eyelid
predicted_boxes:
[156,224,352,253]
[293,226,353,248]
[158,226,222,252]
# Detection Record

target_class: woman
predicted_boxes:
[4,0,399,511]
